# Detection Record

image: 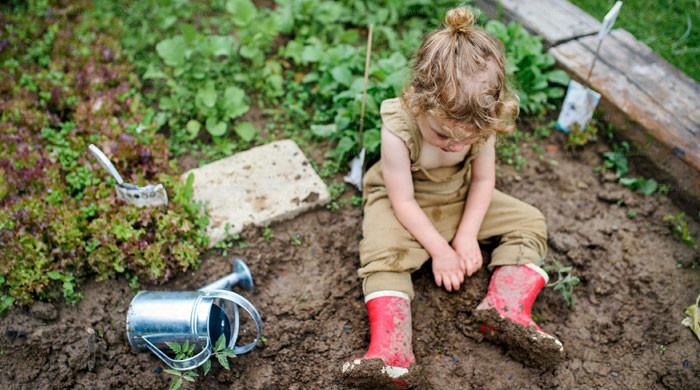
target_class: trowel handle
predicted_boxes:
[88,144,124,185]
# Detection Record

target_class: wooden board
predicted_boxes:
[474,0,601,45]
[550,29,700,207]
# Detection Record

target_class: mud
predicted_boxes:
[2,132,699,389]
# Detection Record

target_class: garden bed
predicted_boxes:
[2,1,699,388]
[1,129,698,389]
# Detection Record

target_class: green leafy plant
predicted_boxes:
[664,213,697,248]
[544,260,581,306]
[0,4,209,311]
[164,334,237,390]
[485,20,569,115]
[601,141,659,196]
[262,226,274,241]
[682,293,700,342]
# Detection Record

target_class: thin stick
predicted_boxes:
[359,24,373,140]
[585,37,604,83]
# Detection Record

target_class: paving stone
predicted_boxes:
[182,140,329,246]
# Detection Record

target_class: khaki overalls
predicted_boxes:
[359,98,548,299]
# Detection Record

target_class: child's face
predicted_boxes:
[417,113,480,153]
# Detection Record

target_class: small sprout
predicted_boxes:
[664,213,697,249]
[351,195,363,207]
[544,260,580,306]
[262,226,273,241]
[290,234,302,246]
[627,210,637,219]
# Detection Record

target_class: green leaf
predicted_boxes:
[221,86,249,119]
[310,124,337,138]
[202,359,211,376]
[546,69,570,85]
[164,368,183,377]
[234,122,258,142]
[143,64,167,80]
[217,353,231,370]
[226,0,257,26]
[156,36,187,67]
[169,377,183,390]
[206,117,227,137]
[639,178,658,196]
[682,294,700,341]
[165,342,181,354]
[186,120,201,139]
[47,271,62,280]
[330,65,353,87]
[363,129,381,153]
[214,334,226,352]
[209,35,236,57]
[301,45,323,63]
[197,82,217,109]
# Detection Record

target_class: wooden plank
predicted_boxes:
[474,0,601,45]
[550,29,700,207]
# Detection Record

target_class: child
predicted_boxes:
[342,7,564,386]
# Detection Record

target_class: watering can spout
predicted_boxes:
[199,258,254,292]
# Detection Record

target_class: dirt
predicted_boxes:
[2,132,699,389]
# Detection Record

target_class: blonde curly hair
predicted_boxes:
[401,7,519,142]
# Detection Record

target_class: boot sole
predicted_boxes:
[341,358,423,389]
[474,308,565,368]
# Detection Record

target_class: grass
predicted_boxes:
[570,0,700,82]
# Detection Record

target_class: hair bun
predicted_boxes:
[445,7,475,33]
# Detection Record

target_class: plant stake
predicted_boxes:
[344,24,374,192]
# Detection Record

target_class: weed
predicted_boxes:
[262,226,273,241]
[663,213,697,248]
[627,210,638,219]
[351,194,363,207]
[544,260,580,306]
[164,334,237,390]
[290,234,302,246]
[565,122,598,149]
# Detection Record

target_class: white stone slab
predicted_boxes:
[182,140,330,246]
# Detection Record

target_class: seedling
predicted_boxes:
[663,213,697,248]
[544,261,580,306]
[290,234,302,246]
[262,226,273,241]
[164,334,237,390]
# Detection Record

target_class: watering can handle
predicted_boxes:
[88,144,124,185]
[205,290,263,354]
[142,333,212,371]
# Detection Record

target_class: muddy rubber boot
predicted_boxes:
[474,264,564,367]
[341,291,420,388]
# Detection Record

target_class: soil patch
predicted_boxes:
[1,133,699,389]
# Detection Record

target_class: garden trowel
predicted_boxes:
[88,144,168,207]
[556,1,622,133]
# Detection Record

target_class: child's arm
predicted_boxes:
[381,127,465,292]
[453,135,496,276]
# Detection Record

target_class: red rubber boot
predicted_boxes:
[474,264,564,366]
[342,291,418,387]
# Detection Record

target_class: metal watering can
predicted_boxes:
[126,258,263,371]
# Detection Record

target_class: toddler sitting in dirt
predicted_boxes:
[342,7,563,387]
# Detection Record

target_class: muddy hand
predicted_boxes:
[431,247,464,292]
[453,237,483,276]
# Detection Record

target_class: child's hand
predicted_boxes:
[431,247,465,292]
[453,237,483,276]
